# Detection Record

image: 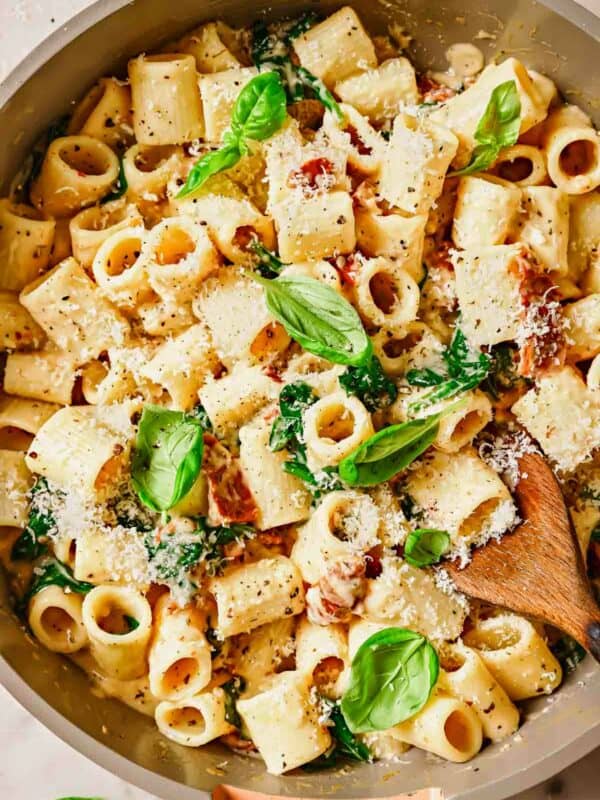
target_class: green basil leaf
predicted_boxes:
[452,80,521,176]
[55,797,104,800]
[102,157,128,203]
[338,413,442,487]
[341,627,439,733]
[404,528,450,567]
[177,141,242,198]
[550,635,586,674]
[295,66,345,122]
[340,355,397,411]
[251,273,372,367]
[131,405,204,512]
[231,71,287,142]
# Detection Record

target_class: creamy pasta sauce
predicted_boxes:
[1,4,599,777]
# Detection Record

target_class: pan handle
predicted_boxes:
[213,786,444,800]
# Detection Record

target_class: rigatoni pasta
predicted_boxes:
[1,5,596,779]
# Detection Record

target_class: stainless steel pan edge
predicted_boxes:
[0,1,600,798]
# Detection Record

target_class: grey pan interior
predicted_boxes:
[1,1,600,798]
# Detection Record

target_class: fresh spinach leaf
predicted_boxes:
[580,486,600,505]
[481,343,524,400]
[451,80,521,176]
[341,627,439,733]
[269,381,317,452]
[404,528,450,567]
[178,71,286,198]
[407,327,490,413]
[102,157,128,203]
[250,273,372,367]
[338,411,443,487]
[189,402,213,431]
[145,518,254,582]
[23,115,69,197]
[270,382,343,496]
[550,635,586,673]
[19,558,94,615]
[123,615,140,632]
[295,66,345,122]
[284,11,320,43]
[11,477,56,561]
[304,699,371,770]
[340,355,397,411]
[131,405,205,512]
[250,239,288,278]
[222,676,246,727]
[251,15,343,119]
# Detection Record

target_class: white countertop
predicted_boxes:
[0,1,599,798]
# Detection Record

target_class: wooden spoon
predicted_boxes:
[445,452,600,662]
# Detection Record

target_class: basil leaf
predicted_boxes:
[340,355,398,411]
[231,71,287,141]
[177,141,242,198]
[11,477,56,561]
[222,676,246,727]
[250,239,287,278]
[404,528,450,567]
[338,412,442,487]
[55,797,104,800]
[341,627,439,733]
[251,273,372,367]
[550,635,586,674]
[131,405,204,512]
[452,80,521,176]
[102,157,128,203]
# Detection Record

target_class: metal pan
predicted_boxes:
[1,1,599,798]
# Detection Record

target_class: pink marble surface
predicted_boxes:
[0,1,598,798]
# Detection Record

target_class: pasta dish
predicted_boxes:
[1,5,600,775]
